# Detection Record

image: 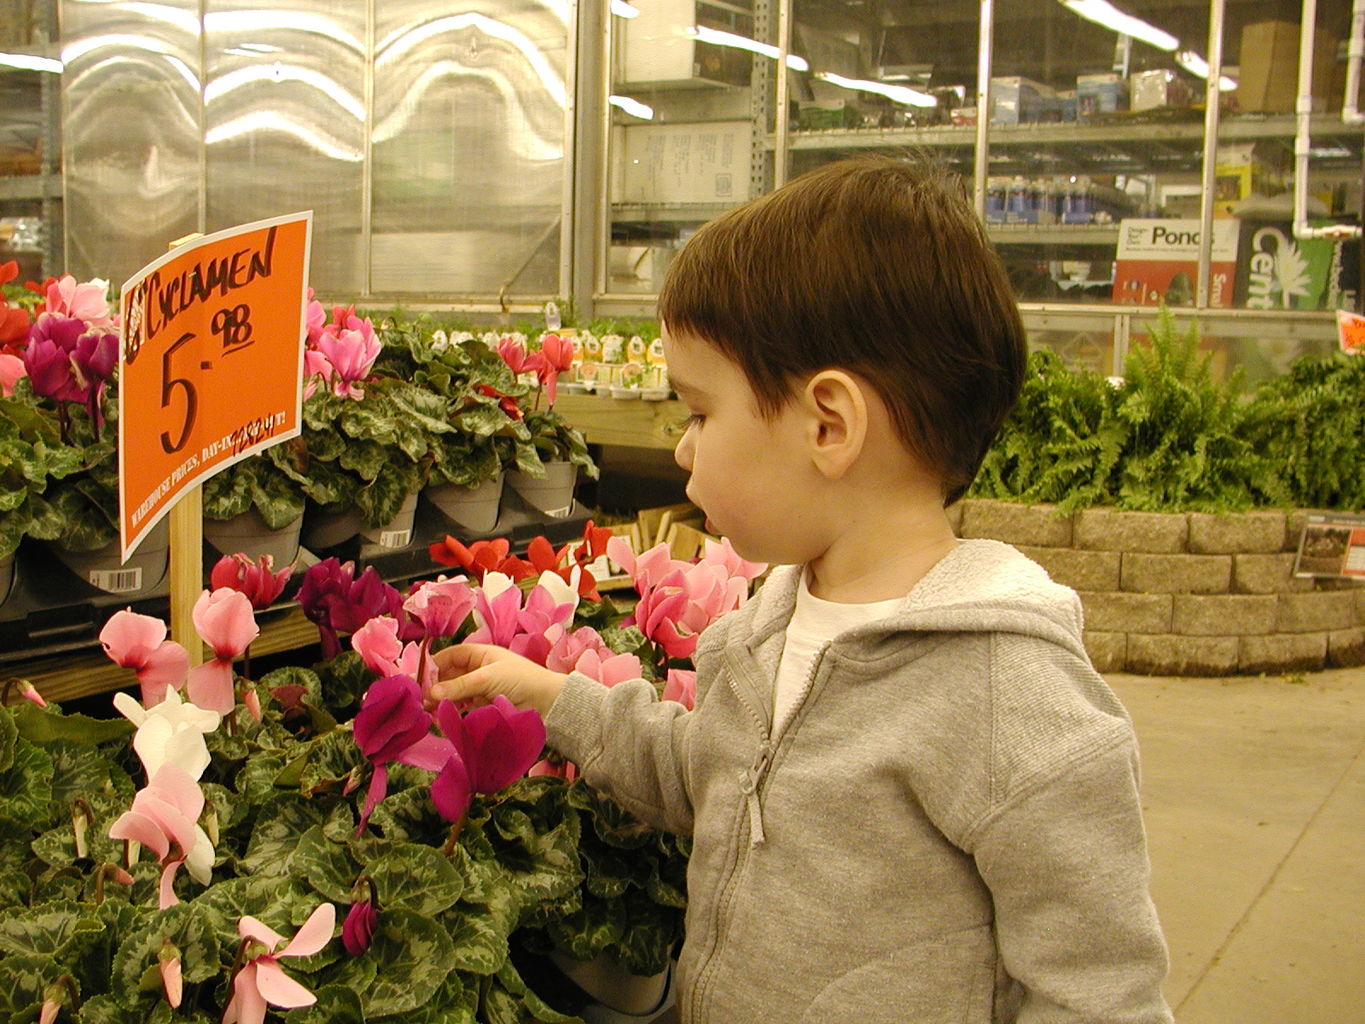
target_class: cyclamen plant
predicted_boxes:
[0,529,761,1023]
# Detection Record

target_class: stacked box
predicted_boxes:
[1130,69,1193,111]
[1235,220,1361,312]
[990,76,1051,125]
[1077,73,1127,118]
[1238,20,1337,113]
[1112,219,1239,308]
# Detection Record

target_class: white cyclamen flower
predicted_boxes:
[113,687,221,782]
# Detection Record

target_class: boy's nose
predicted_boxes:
[673,427,695,472]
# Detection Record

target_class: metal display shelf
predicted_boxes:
[1,495,594,704]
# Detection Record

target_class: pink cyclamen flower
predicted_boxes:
[107,764,214,908]
[545,625,642,687]
[496,335,542,376]
[536,333,574,404]
[0,352,24,396]
[159,942,183,1008]
[186,589,259,715]
[342,899,378,956]
[351,616,404,677]
[305,322,381,399]
[403,575,476,639]
[99,608,191,706]
[224,903,335,1024]
[435,695,546,795]
[210,553,292,610]
[351,617,437,697]
[663,669,697,710]
[465,571,577,665]
[45,274,114,328]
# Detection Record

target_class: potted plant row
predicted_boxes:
[0,266,600,609]
[0,520,766,1023]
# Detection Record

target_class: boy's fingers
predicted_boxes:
[429,667,495,705]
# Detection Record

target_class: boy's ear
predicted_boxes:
[801,370,868,479]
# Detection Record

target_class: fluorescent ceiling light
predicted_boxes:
[1059,0,1178,52]
[688,26,809,71]
[611,1,640,18]
[609,94,654,119]
[815,71,937,107]
[0,50,63,73]
[1175,50,1236,91]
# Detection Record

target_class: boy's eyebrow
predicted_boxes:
[666,372,702,397]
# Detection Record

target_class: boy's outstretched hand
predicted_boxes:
[430,644,566,718]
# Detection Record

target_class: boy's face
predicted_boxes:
[664,327,823,565]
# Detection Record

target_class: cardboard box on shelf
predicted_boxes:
[1237,20,1337,113]
[1214,142,1287,215]
[616,121,752,205]
[1235,219,1360,311]
[619,0,750,87]
[1112,219,1240,308]
[990,76,1051,124]
[1130,69,1193,112]
[1077,73,1127,118]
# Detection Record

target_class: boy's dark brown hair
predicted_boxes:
[657,154,1027,505]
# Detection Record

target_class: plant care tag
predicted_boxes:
[1336,309,1365,354]
[544,301,561,331]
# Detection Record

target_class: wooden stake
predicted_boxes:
[169,487,205,667]
[165,232,205,667]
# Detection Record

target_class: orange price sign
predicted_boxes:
[117,212,312,560]
[1336,309,1365,355]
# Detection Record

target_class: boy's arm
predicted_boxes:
[545,672,695,835]
[966,736,1174,1024]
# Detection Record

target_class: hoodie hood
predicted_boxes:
[737,539,1088,664]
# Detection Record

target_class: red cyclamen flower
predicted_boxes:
[210,552,292,609]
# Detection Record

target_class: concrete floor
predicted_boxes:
[1109,668,1365,1024]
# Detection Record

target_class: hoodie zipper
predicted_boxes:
[689,643,829,1021]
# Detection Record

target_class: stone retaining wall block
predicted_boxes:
[1231,553,1314,594]
[1172,594,1278,636]
[1082,631,1127,673]
[1239,633,1327,674]
[1186,511,1287,554]
[946,501,964,535]
[1126,634,1239,676]
[1121,553,1232,594]
[960,499,1073,547]
[1328,627,1365,668]
[1078,592,1173,634]
[1283,510,1311,553]
[1276,591,1360,633]
[1020,547,1121,592]
[1076,508,1188,553]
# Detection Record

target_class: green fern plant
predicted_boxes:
[1244,351,1365,510]
[971,348,1124,512]
[1111,307,1285,512]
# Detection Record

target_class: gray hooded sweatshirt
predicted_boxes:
[546,539,1173,1023]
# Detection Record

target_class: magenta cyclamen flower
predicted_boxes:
[298,559,418,659]
[342,899,378,955]
[435,695,546,796]
[24,313,87,402]
[351,675,452,832]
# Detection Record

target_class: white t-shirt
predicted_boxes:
[773,572,904,739]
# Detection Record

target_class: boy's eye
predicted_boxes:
[668,413,705,436]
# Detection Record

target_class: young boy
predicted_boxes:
[433,156,1173,1024]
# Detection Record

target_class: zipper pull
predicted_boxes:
[739,743,772,847]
